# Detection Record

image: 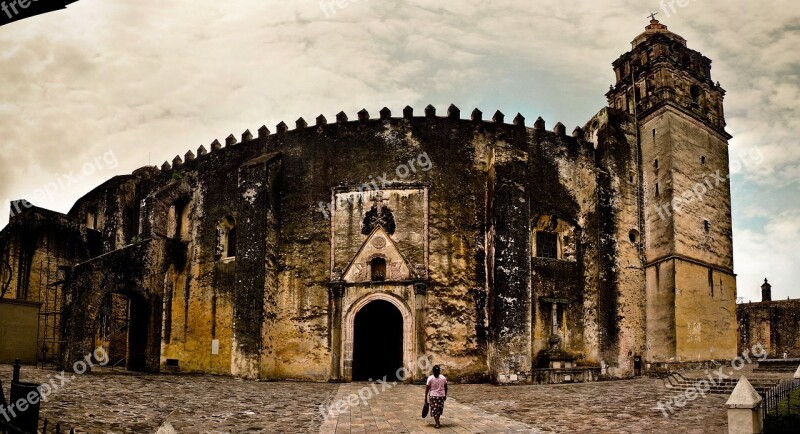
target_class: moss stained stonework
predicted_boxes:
[0,20,740,383]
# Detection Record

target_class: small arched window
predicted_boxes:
[86,207,99,230]
[216,215,237,259]
[169,200,191,240]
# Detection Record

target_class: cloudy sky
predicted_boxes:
[0,0,797,301]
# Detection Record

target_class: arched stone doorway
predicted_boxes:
[342,293,414,382]
[352,300,403,381]
[61,242,163,373]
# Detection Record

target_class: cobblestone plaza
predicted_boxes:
[4,364,780,433]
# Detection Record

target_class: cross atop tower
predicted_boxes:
[648,11,658,22]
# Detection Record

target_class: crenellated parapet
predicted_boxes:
[128,104,596,178]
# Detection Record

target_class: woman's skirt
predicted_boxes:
[429,396,445,417]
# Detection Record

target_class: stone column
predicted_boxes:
[725,376,762,434]
[488,146,532,384]
[414,282,428,380]
[329,284,345,381]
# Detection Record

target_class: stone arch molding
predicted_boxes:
[342,292,415,381]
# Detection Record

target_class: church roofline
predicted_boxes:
[129,104,596,179]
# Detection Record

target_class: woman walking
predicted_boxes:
[424,365,448,428]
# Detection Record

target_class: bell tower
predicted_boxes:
[607,18,738,363]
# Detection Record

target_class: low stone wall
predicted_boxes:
[0,299,40,364]
[754,358,800,372]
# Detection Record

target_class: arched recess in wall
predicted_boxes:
[531,215,579,261]
[216,215,237,260]
[168,199,191,240]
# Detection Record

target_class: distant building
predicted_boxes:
[738,279,800,358]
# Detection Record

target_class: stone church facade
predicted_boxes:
[0,20,738,383]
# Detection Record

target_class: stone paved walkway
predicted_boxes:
[319,383,537,433]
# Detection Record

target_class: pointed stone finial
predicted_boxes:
[447,104,460,119]
[554,122,566,135]
[184,150,195,162]
[296,117,307,129]
[379,107,391,120]
[403,106,414,119]
[258,125,270,138]
[513,113,525,126]
[357,109,370,122]
[172,155,183,167]
[534,117,546,130]
[211,139,222,151]
[276,121,288,133]
[336,111,348,123]
[471,108,483,121]
[492,110,504,123]
[425,104,436,119]
[316,114,327,126]
[197,145,208,156]
[242,130,253,142]
[161,161,171,171]
[572,126,585,139]
[225,134,237,146]
[725,376,762,408]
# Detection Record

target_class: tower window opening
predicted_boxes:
[701,156,706,165]
[704,219,710,232]
[654,159,659,170]
[690,85,701,107]
[655,183,660,197]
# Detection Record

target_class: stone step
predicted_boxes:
[666,383,775,394]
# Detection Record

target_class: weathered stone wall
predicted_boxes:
[639,109,737,363]
[3,105,739,382]
[738,299,800,358]
[528,120,600,371]
[590,108,647,376]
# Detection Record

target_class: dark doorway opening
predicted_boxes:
[634,356,642,377]
[352,300,403,381]
[98,293,150,372]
